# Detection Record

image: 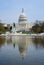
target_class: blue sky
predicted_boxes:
[0,0,44,23]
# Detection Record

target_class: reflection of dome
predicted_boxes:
[20,51,26,58]
[19,47,26,58]
[18,8,27,22]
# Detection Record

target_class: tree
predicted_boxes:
[41,22,44,32]
[0,23,5,33]
[31,20,42,33]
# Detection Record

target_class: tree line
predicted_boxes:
[31,20,44,33]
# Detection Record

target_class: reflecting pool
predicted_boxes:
[0,36,44,65]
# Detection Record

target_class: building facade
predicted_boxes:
[4,8,33,32]
[15,8,33,32]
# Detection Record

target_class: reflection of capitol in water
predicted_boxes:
[5,36,33,58]
[12,36,33,58]
[0,36,44,58]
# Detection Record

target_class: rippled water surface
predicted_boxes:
[0,36,44,65]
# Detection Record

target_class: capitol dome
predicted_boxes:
[18,8,27,23]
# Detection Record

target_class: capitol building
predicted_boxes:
[4,8,33,32]
[13,8,33,32]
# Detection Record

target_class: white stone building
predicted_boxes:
[15,8,33,31]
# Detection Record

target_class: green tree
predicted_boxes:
[0,23,5,33]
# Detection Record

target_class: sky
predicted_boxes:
[0,0,44,24]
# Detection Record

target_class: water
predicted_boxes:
[0,36,44,65]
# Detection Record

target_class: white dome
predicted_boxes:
[18,8,27,22]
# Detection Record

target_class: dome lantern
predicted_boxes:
[22,8,24,13]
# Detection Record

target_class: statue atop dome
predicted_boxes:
[22,8,24,13]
